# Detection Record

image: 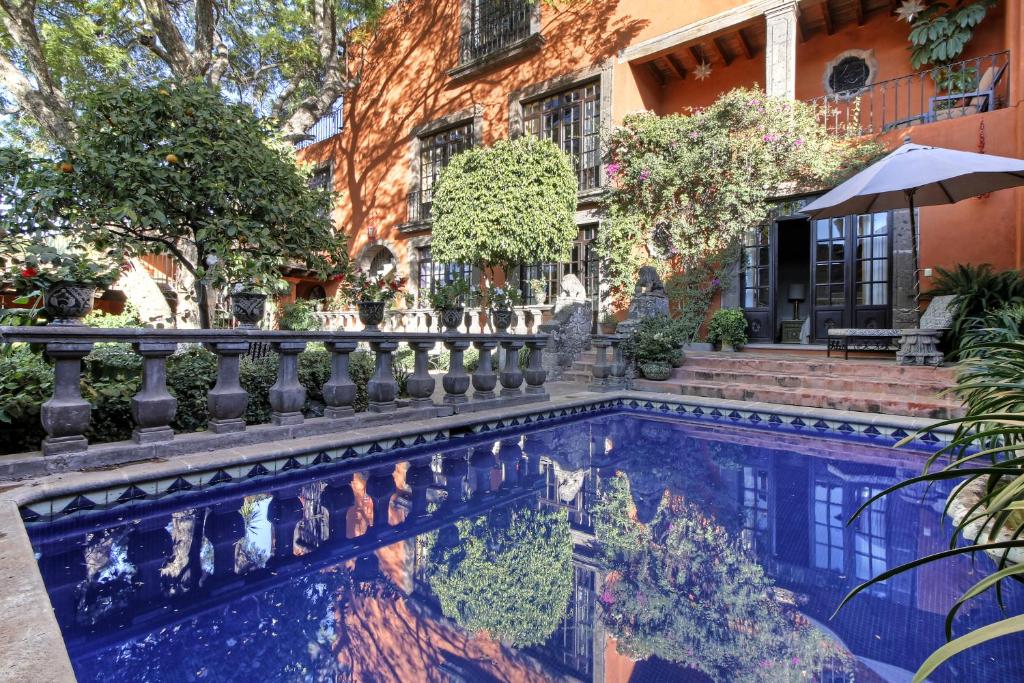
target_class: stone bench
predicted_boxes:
[827,328,901,359]
[827,295,956,366]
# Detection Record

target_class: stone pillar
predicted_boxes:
[366,340,399,412]
[271,492,304,561]
[41,341,94,455]
[130,341,177,444]
[440,454,469,505]
[524,338,548,396]
[590,337,611,390]
[609,336,627,387]
[471,340,499,400]
[764,1,799,99]
[323,340,358,418]
[207,341,249,434]
[443,339,472,405]
[406,340,437,407]
[891,208,919,328]
[499,340,525,397]
[269,340,307,426]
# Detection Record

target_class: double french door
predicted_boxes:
[741,211,892,344]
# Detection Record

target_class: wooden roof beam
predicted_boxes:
[666,53,688,79]
[689,45,707,65]
[855,0,866,25]
[647,61,666,86]
[821,0,834,35]
[712,37,733,66]
[736,27,754,59]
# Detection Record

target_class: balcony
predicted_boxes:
[449,0,542,79]
[295,104,345,150]
[809,52,1010,136]
[406,188,432,226]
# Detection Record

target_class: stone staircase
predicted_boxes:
[566,350,963,419]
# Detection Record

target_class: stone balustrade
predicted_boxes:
[0,326,551,457]
[589,334,628,391]
[315,305,552,335]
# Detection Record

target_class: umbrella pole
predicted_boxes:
[907,188,920,324]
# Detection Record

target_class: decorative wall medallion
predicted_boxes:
[823,49,878,97]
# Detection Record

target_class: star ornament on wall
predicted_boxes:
[896,0,926,23]
[694,61,713,81]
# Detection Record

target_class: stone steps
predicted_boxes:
[569,350,962,419]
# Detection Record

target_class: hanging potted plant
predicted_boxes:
[428,277,470,332]
[487,286,521,332]
[342,269,407,330]
[707,308,748,352]
[7,242,123,326]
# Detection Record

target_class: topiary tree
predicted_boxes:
[422,505,573,647]
[430,135,578,282]
[0,80,347,327]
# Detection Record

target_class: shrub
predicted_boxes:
[706,308,748,348]
[0,347,52,452]
[83,303,144,329]
[622,316,682,365]
[931,264,1024,354]
[429,346,481,374]
[278,300,321,331]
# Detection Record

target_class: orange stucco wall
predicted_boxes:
[298,0,1024,298]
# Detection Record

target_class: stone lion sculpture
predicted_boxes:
[635,265,665,295]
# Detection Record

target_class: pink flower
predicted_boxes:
[794,138,805,147]
[605,162,621,177]
[639,169,652,181]
[763,133,779,143]
[688,131,700,140]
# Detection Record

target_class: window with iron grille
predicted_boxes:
[519,224,599,305]
[461,0,534,63]
[416,246,473,299]
[309,165,331,192]
[523,81,602,191]
[410,120,475,223]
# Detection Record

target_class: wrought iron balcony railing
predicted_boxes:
[809,51,1010,136]
[459,0,535,64]
[407,188,432,224]
[295,105,345,150]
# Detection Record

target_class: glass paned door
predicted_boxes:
[810,212,891,342]
[741,224,773,342]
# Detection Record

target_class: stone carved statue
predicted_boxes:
[539,274,593,379]
[635,265,665,295]
[618,266,670,336]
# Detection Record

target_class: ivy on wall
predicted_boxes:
[598,87,881,310]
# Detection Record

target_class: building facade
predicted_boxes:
[296,0,1024,343]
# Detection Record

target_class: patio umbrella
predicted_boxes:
[801,137,1024,320]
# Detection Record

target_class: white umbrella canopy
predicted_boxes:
[801,139,1024,321]
[802,140,1024,218]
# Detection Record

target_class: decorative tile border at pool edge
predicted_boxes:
[13,390,951,524]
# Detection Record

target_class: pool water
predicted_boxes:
[28,412,1024,682]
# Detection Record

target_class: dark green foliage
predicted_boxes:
[621,316,685,365]
[931,264,1024,354]
[83,304,144,329]
[706,307,748,347]
[0,347,52,451]
[957,304,1024,358]
[278,300,321,331]
[422,507,573,647]
[907,0,997,69]
[428,347,481,374]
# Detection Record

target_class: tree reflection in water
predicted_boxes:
[592,473,855,682]
[421,505,573,648]
[75,525,138,626]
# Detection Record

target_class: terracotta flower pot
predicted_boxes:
[599,322,618,335]
[491,308,514,332]
[358,300,386,330]
[439,306,464,332]
[44,281,96,326]
[231,291,267,329]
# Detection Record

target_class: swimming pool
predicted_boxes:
[26,411,1024,682]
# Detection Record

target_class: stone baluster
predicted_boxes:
[323,340,358,418]
[269,340,307,425]
[589,336,611,391]
[41,341,94,455]
[271,492,304,561]
[471,340,499,400]
[497,440,523,487]
[364,468,395,529]
[513,308,528,334]
[443,339,472,405]
[499,340,525,397]
[524,337,548,396]
[207,341,250,434]
[470,447,495,496]
[131,341,177,444]
[609,335,627,387]
[366,340,399,412]
[403,458,434,521]
[321,475,355,541]
[406,340,436,407]
[440,453,469,505]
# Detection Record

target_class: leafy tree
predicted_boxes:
[430,135,578,278]
[0,0,390,146]
[422,505,573,647]
[598,87,881,303]
[904,0,997,69]
[592,473,855,682]
[0,80,346,327]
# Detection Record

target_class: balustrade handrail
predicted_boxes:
[0,325,552,460]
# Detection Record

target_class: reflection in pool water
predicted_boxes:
[28,412,1024,682]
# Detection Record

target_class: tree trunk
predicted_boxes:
[195,278,213,329]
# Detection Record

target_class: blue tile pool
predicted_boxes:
[26,412,1024,682]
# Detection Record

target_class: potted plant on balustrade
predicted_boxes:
[599,311,619,335]
[228,275,291,329]
[428,277,470,333]
[5,240,124,326]
[340,269,408,331]
[706,307,748,352]
[622,316,681,381]
[487,286,521,332]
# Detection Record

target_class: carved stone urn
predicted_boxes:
[439,306,464,332]
[357,300,386,330]
[231,291,267,328]
[44,281,96,326]
[491,308,514,332]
